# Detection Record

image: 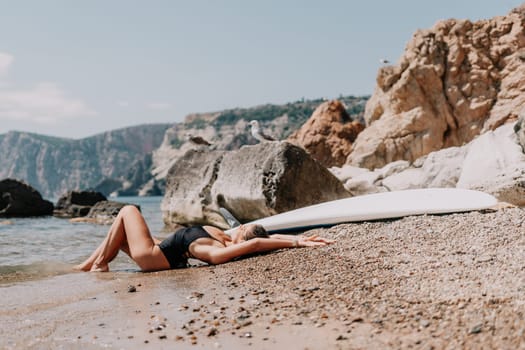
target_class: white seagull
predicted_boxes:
[185,133,213,148]
[379,58,390,64]
[249,120,275,142]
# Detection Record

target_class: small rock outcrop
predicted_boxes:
[348,5,525,169]
[162,142,350,229]
[0,179,53,217]
[54,191,107,218]
[288,100,365,167]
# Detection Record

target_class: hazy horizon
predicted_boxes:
[0,0,521,138]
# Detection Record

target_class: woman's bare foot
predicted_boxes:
[90,263,109,272]
[73,262,92,272]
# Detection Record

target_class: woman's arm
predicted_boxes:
[190,237,327,265]
[270,233,334,244]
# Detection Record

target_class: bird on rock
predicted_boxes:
[185,133,213,148]
[249,120,275,143]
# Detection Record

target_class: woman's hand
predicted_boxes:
[203,226,233,246]
[230,226,246,244]
[295,235,335,247]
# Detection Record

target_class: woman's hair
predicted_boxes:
[244,224,269,240]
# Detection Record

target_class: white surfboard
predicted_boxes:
[226,188,498,234]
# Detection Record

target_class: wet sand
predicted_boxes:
[1,207,524,349]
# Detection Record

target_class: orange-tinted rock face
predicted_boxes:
[288,100,364,167]
[348,5,525,169]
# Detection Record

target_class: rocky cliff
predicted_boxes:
[0,124,170,199]
[348,4,525,169]
[152,96,367,180]
[287,100,365,167]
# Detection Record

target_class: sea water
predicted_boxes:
[0,196,166,282]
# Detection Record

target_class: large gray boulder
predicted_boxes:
[162,142,350,229]
[162,149,227,229]
[0,178,53,217]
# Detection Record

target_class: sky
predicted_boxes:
[0,0,522,139]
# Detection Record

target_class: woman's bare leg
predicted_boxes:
[74,225,119,271]
[75,205,170,272]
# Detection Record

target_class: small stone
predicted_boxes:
[192,292,204,299]
[243,332,253,338]
[158,334,167,340]
[469,324,482,334]
[127,285,137,293]
[207,327,218,337]
[420,319,430,328]
[336,335,348,341]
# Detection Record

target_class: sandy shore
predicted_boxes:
[1,207,524,349]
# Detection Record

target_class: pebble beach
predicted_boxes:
[1,207,524,349]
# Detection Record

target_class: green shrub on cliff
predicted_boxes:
[209,95,367,137]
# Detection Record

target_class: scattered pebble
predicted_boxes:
[127,285,137,293]
[469,324,483,334]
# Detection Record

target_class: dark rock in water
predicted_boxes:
[162,142,350,229]
[0,178,54,217]
[84,200,140,224]
[54,191,107,218]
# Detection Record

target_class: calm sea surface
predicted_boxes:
[0,197,166,281]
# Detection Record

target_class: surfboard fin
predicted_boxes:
[219,207,241,228]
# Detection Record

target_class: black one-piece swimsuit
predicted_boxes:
[158,226,213,269]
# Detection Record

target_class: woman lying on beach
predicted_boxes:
[75,205,333,272]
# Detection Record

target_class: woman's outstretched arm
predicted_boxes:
[269,233,334,244]
[190,236,330,265]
